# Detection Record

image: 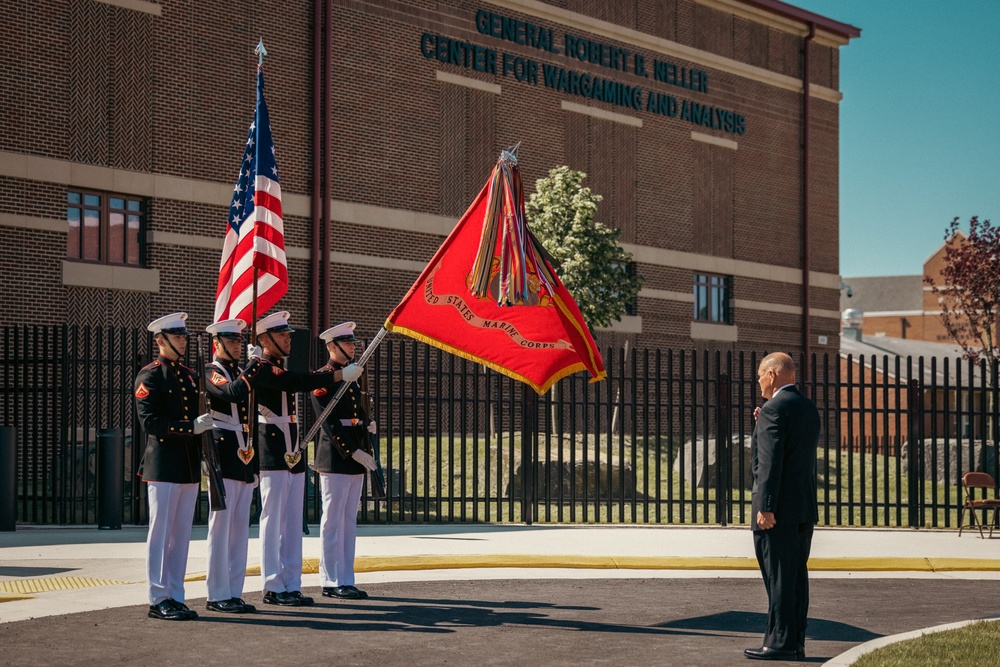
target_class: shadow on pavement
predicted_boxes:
[660,610,883,643]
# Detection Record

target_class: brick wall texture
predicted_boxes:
[1,0,847,359]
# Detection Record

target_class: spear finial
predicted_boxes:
[255,39,267,66]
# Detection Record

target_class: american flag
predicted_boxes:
[214,68,288,324]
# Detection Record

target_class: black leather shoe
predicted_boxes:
[231,598,257,613]
[263,591,300,606]
[148,599,189,621]
[744,647,801,661]
[207,599,248,613]
[286,590,314,606]
[323,586,363,599]
[171,600,198,619]
[345,585,369,599]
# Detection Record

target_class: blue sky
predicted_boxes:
[790,0,999,278]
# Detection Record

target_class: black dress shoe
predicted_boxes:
[286,590,314,606]
[171,600,199,619]
[263,591,300,606]
[231,598,257,613]
[345,585,369,599]
[206,599,249,613]
[323,586,362,599]
[744,646,801,661]
[148,599,190,621]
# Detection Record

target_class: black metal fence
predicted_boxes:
[2,325,998,527]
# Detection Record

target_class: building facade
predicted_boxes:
[1,0,858,357]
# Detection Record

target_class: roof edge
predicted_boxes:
[739,0,861,40]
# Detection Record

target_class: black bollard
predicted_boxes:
[0,426,16,531]
[97,428,123,530]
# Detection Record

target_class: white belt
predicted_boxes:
[209,411,247,449]
[340,418,361,426]
[211,411,245,429]
[259,415,296,425]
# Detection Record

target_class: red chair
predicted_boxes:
[958,472,1000,538]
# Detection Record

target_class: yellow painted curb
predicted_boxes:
[0,593,36,603]
[184,555,1000,582]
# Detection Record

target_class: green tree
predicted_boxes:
[526,166,642,329]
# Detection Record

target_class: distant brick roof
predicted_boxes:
[840,275,923,313]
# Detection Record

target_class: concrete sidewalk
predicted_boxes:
[2,524,998,625]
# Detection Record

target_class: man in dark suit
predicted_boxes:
[745,352,819,661]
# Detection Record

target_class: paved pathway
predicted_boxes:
[2,525,999,665]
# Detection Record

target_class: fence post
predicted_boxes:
[716,373,730,526]
[0,426,16,531]
[521,386,536,525]
[97,428,123,530]
[906,379,922,528]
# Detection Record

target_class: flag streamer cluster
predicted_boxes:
[386,149,606,394]
[470,147,556,307]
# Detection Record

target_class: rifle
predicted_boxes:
[197,335,227,511]
[300,327,387,450]
[358,366,387,500]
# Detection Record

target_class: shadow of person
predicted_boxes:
[657,610,882,643]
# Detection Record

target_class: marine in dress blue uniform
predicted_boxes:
[134,312,213,621]
[252,311,362,606]
[311,322,378,600]
[203,318,263,614]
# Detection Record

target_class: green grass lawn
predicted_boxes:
[852,621,1000,667]
[322,433,982,526]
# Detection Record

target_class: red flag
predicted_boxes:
[214,67,288,323]
[385,162,605,394]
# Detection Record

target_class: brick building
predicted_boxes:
[841,231,999,346]
[1,0,858,357]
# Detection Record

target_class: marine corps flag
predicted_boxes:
[385,148,605,393]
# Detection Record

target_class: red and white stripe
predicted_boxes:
[213,174,287,323]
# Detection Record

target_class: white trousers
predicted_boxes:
[319,473,364,587]
[146,481,198,605]
[259,470,305,593]
[206,478,255,602]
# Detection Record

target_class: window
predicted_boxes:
[67,191,145,266]
[693,273,733,324]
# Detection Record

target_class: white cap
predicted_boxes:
[206,318,247,339]
[256,310,293,334]
[147,312,189,335]
[320,322,357,344]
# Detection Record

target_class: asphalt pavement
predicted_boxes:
[2,524,1000,666]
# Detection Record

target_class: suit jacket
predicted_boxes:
[204,357,261,482]
[310,361,367,475]
[253,354,338,473]
[751,385,820,531]
[134,355,201,484]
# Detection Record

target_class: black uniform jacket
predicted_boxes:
[204,357,262,482]
[134,355,201,484]
[750,385,820,531]
[310,361,368,475]
[253,354,338,473]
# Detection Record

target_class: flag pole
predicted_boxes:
[248,36,266,461]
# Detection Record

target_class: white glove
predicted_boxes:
[253,474,260,489]
[351,449,377,471]
[247,344,262,359]
[341,363,362,383]
[367,421,377,434]
[193,413,214,434]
